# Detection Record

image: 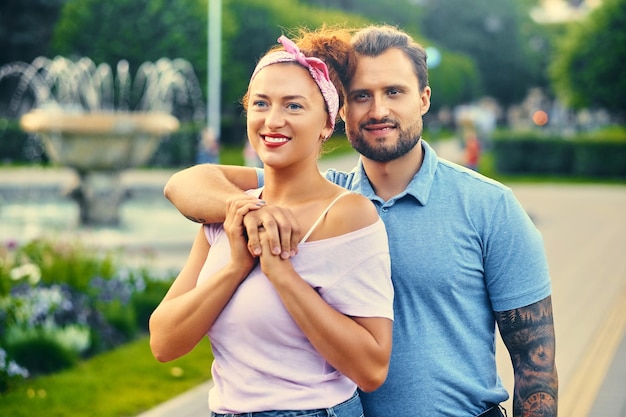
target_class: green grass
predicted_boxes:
[0,335,214,417]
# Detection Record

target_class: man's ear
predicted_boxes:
[420,86,432,116]
[339,106,346,121]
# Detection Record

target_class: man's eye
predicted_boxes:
[352,93,369,102]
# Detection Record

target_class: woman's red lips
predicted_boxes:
[262,133,290,146]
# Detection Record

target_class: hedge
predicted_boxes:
[493,132,626,179]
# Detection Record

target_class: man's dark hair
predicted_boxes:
[351,25,429,93]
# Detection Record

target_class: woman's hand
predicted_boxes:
[242,205,301,259]
[257,227,296,283]
[223,196,262,276]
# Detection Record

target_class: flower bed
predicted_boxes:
[0,238,174,393]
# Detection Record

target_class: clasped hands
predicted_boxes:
[224,195,301,268]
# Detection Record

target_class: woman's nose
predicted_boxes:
[265,107,286,128]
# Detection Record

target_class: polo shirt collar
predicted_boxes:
[350,139,438,206]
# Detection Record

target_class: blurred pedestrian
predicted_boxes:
[196,127,220,164]
[464,126,481,171]
[243,140,262,167]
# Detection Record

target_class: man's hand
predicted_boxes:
[242,205,301,260]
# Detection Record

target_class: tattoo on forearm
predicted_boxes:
[184,214,206,224]
[496,296,558,417]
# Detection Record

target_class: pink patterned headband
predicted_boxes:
[251,35,339,130]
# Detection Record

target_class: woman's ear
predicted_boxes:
[321,126,333,142]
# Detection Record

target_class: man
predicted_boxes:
[164,25,558,417]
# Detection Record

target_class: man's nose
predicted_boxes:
[368,97,390,120]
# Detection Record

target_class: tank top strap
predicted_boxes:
[299,192,352,244]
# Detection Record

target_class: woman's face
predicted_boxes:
[246,63,332,169]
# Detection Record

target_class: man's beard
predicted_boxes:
[347,118,422,163]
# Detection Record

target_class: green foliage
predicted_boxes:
[52,0,208,100]
[6,332,78,376]
[14,239,117,292]
[492,130,626,179]
[419,0,546,106]
[0,0,66,66]
[0,238,177,392]
[131,279,172,331]
[101,301,138,341]
[0,347,29,393]
[299,0,426,35]
[550,0,626,117]
[0,336,214,416]
[0,119,36,163]
[428,52,481,111]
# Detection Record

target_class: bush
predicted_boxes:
[132,279,171,331]
[5,332,78,375]
[0,347,29,392]
[492,129,626,179]
[0,238,175,392]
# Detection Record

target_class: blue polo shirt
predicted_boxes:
[258,139,551,416]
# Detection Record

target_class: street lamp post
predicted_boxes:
[208,0,221,161]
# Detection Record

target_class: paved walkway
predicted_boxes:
[1,145,625,416]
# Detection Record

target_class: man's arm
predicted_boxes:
[164,163,301,258]
[496,295,558,417]
[163,164,258,224]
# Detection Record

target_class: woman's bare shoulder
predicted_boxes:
[325,192,379,235]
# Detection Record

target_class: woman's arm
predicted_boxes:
[257,196,393,392]
[149,199,260,362]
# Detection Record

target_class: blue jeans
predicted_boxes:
[210,391,363,417]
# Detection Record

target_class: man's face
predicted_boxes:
[341,48,431,162]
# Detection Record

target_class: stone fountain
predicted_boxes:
[1,56,205,226]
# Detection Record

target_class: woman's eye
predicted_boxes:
[287,103,303,110]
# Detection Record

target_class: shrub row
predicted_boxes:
[492,131,626,179]
[0,239,174,393]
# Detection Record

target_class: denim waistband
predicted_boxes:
[211,391,361,417]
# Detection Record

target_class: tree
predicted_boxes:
[52,0,210,103]
[304,0,548,109]
[550,0,626,119]
[419,0,545,107]
[0,0,66,67]
[299,0,425,36]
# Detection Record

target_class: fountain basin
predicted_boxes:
[19,110,180,226]
[20,110,179,171]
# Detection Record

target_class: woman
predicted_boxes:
[149,33,393,416]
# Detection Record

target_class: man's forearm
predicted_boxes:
[164,164,257,224]
[496,296,558,417]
